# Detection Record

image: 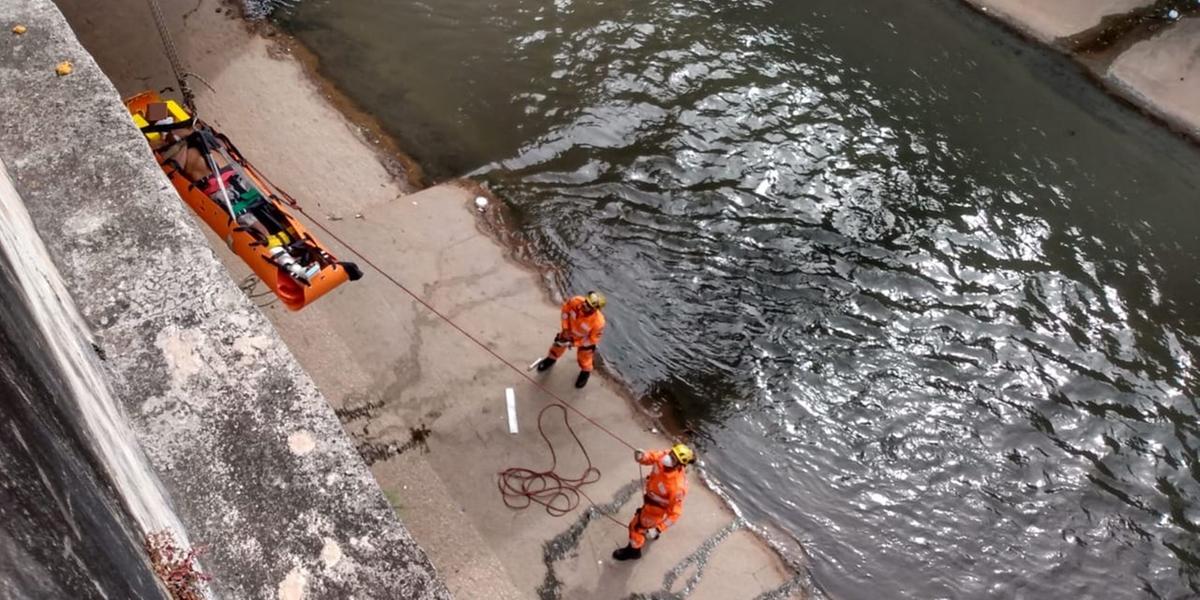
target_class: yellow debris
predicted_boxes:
[55,60,72,76]
[11,24,27,35]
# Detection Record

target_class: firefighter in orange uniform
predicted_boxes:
[612,443,695,561]
[534,291,606,388]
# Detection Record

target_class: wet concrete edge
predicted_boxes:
[958,0,1200,147]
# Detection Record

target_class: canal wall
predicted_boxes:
[963,0,1200,140]
[0,0,448,597]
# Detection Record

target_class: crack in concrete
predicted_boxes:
[621,519,747,600]
[182,0,203,23]
[334,399,385,423]
[752,575,810,600]
[654,519,744,599]
[356,423,432,465]
[378,303,429,402]
[534,478,784,600]
[538,479,642,600]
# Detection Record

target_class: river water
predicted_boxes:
[274,1,1200,598]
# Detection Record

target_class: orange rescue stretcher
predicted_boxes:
[124,91,362,311]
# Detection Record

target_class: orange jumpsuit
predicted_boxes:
[546,296,605,371]
[628,450,688,549]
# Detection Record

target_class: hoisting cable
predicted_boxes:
[193,133,236,223]
[244,165,634,450]
[145,0,197,111]
[240,164,641,528]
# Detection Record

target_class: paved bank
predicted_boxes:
[3,0,448,597]
[1107,17,1200,139]
[962,0,1200,141]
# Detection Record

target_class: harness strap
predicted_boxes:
[643,493,670,508]
[138,117,195,134]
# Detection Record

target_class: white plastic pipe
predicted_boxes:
[505,387,518,434]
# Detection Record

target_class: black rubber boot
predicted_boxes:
[612,545,642,561]
[575,371,591,388]
[536,358,557,372]
[341,261,364,281]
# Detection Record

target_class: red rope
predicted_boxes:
[498,404,628,528]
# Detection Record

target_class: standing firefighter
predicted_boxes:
[613,444,695,561]
[534,291,606,388]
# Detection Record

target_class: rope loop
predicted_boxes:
[498,405,627,528]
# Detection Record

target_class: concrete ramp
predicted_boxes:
[261,183,803,599]
[1108,18,1200,140]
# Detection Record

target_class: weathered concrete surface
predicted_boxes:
[962,0,1155,42]
[51,1,806,597]
[0,0,448,597]
[1107,18,1200,139]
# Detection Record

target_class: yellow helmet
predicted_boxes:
[670,443,695,466]
[585,291,607,310]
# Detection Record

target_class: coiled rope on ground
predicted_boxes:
[496,404,630,528]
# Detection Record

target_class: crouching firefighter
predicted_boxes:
[613,444,695,561]
[534,291,606,388]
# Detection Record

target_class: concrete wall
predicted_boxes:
[962,0,1200,144]
[0,1,449,597]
